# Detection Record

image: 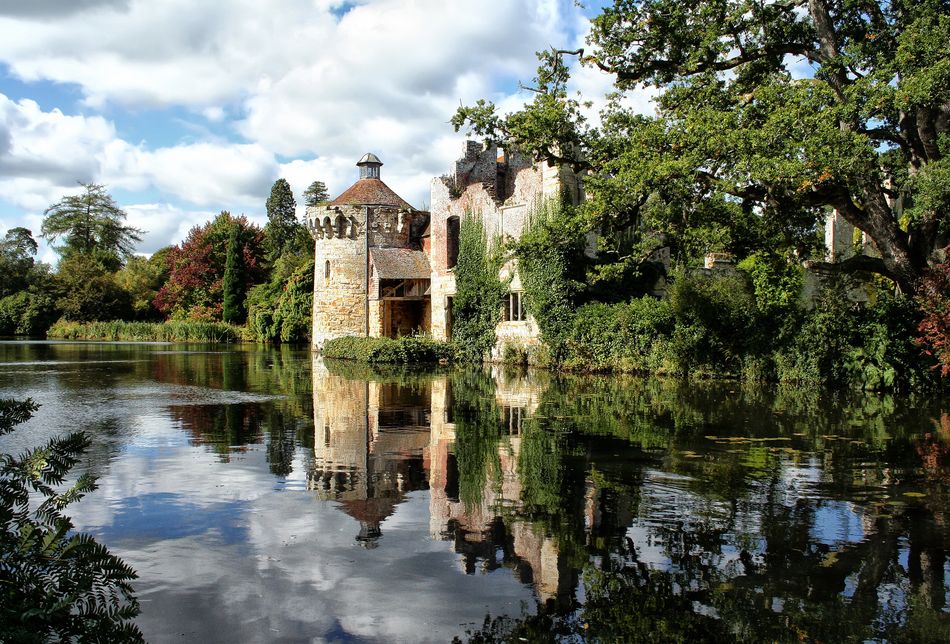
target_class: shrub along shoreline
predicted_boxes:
[321,335,452,364]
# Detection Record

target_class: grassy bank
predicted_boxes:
[47,319,242,343]
[322,335,452,363]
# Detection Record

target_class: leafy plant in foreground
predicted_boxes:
[0,399,142,642]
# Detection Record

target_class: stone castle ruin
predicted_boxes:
[305,142,881,352]
[305,142,583,353]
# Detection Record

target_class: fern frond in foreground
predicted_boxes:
[0,398,143,643]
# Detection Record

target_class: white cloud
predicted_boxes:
[202,106,226,123]
[124,203,218,254]
[108,142,279,207]
[0,96,115,208]
[0,1,617,250]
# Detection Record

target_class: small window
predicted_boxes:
[504,292,524,322]
[446,216,460,269]
[325,260,331,280]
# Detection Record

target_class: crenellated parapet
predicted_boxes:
[306,205,362,241]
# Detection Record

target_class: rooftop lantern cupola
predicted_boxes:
[357,153,382,180]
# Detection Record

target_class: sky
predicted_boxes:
[0,0,638,265]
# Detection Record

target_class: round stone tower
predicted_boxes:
[305,153,418,349]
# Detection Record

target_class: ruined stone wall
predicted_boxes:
[493,261,542,359]
[429,141,573,344]
[367,206,415,249]
[429,178,457,342]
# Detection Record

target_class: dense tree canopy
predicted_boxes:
[41,183,142,270]
[246,178,316,343]
[155,212,264,321]
[454,0,950,293]
[114,249,171,321]
[53,254,132,322]
[0,228,38,298]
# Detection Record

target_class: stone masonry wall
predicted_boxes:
[309,203,368,347]
[429,141,576,346]
[308,202,421,347]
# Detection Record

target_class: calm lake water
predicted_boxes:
[1,341,949,643]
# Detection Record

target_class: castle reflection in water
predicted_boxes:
[307,357,572,604]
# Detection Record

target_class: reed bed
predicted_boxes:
[47,319,242,343]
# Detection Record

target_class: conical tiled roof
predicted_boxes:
[329,153,413,209]
[329,178,414,209]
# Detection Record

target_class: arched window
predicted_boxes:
[325,260,331,281]
[335,215,346,238]
[446,216,460,269]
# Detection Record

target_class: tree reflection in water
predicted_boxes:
[309,359,950,642]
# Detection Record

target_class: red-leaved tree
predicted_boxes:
[916,250,950,377]
[154,212,264,321]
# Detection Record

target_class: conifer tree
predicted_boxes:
[222,224,245,323]
[41,183,142,271]
[264,178,300,261]
[302,180,329,208]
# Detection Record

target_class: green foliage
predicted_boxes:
[246,254,314,344]
[513,198,585,361]
[222,224,245,323]
[322,335,452,363]
[562,297,675,373]
[264,178,303,261]
[41,183,142,271]
[0,228,39,298]
[0,399,142,642]
[114,250,171,321]
[454,0,949,292]
[47,319,241,343]
[776,290,936,391]
[451,47,589,173]
[0,290,58,336]
[667,270,761,374]
[251,177,314,340]
[302,180,329,208]
[155,211,265,321]
[451,215,507,362]
[845,295,930,391]
[53,254,132,322]
[737,251,804,314]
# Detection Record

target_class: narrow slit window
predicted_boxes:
[325,260,331,280]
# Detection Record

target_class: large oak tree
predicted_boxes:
[454,0,949,293]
